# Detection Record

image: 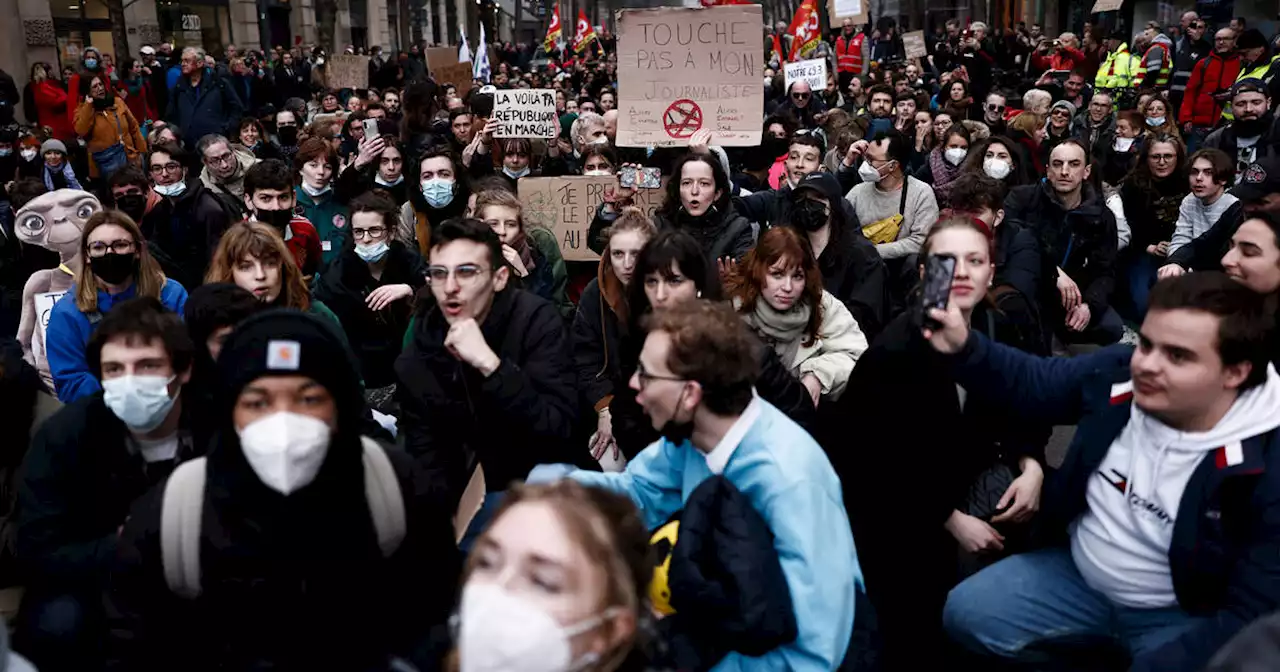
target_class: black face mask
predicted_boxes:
[793,198,830,232]
[116,193,147,222]
[92,91,115,110]
[90,252,138,285]
[658,387,694,445]
[256,207,293,231]
[278,127,298,146]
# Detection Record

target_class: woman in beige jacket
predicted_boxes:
[73,73,146,179]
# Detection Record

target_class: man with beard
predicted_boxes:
[862,84,895,138]
[1072,91,1116,155]
[1204,80,1280,185]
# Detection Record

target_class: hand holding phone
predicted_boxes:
[921,253,957,331]
[362,118,380,141]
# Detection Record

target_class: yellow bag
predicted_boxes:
[860,177,910,245]
[862,214,903,244]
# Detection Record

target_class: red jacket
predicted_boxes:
[31,80,75,142]
[1031,45,1087,72]
[1179,52,1243,127]
[115,78,158,125]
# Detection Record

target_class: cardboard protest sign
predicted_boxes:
[326,55,369,90]
[827,0,865,20]
[518,177,667,261]
[784,59,827,92]
[34,291,66,348]
[616,5,764,148]
[902,31,927,59]
[1090,0,1124,12]
[493,89,558,138]
[427,47,473,98]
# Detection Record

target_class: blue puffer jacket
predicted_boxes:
[47,278,188,403]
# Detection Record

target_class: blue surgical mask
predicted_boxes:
[102,375,177,433]
[84,58,98,70]
[355,240,390,263]
[1146,116,1165,127]
[0,148,13,157]
[155,182,186,197]
[300,182,332,197]
[503,166,531,179]
[421,178,455,208]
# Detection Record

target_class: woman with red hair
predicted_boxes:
[726,226,867,407]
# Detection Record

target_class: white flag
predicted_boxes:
[458,23,472,63]
[474,24,491,83]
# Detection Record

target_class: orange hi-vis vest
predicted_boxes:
[837,33,865,74]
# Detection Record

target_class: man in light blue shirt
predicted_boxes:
[569,301,861,670]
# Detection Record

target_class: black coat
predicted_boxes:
[141,180,233,290]
[105,429,459,670]
[272,64,310,106]
[993,221,1043,303]
[16,395,200,593]
[165,70,243,147]
[654,201,755,264]
[656,476,799,670]
[314,242,427,389]
[817,229,891,341]
[1004,181,1119,324]
[395,289,581,505]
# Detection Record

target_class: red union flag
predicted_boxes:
[572,10,598,54]
[786,0,821,61]
[544,6,562,53]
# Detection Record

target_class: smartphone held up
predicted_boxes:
[921,253,957,330]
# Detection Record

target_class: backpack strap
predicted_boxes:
[161,457,207,600]
[361,437,406,558]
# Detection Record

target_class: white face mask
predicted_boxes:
[21,149,36,161]
[858,160,884,183]
[155,181,186,197]
[237,412,332,495]
[503,165,531,179]
[300,182,332,197]
[583,169,612,177]
[374,174,404,187]
[944,148,967,166]
[1114,136,1136,152]
[983,158,1012,180]
[458,581,616,672]
[103,375,177,433]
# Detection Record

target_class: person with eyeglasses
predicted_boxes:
[1119,135,1189,320]
[196,133,258,211]
[142,143,233,289]
[314,192,425,397]
[165,47,244,152]
[395,217,581,551]
[981,92,1009,135]
[777,80,827,132]
[1072,91,1117,156]
[46,209,188,403]
[1204,80,1280,186]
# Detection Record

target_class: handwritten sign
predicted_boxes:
[616,5,763,148]
[1090,0,1124,12]
[427,48,473,98]
[784,58,827,92]
[35,291,67,350]
[518,177,667,261]
[493,89,558,138]
[326,55,369,90]
[902,31,927,59]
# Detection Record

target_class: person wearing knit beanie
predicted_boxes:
[104,307,462,669]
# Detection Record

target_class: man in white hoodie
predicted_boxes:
[923,272,1280,672]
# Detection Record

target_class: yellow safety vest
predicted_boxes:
[1224,54,1280,121]
[1095,44,1141,89]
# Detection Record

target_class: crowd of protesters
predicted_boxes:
[0,7,1278,672]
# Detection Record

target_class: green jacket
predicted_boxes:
[294,186,351,267]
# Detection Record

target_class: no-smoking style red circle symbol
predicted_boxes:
[663,99,703,139]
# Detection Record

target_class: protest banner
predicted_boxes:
[326,55,369,90]
[518,177,667,261]
[427,47,473,98]
[492,89,559,138]
[1090,0,1124,12]
[902,31,927,59]
[34,291,67,348]
[784,58,827,92]
[616,5,763,148]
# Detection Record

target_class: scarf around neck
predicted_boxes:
[512,233,537,275]
[739,296,812,367]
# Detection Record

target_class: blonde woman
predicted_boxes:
[47,209,187,402]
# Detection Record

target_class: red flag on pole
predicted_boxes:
[544,6,562,54]
[572,10,598,54]
[785,0,821,61]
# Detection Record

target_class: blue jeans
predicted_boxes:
[943,548,1203,664]
[1127,253,1160,321]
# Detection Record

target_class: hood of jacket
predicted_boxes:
[596,243,629,323]
[1151,33,1174,51]
[200,146,256,192]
